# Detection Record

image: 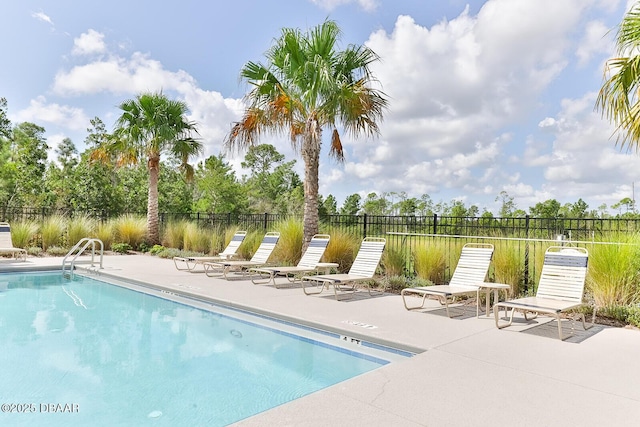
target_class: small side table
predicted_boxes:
[476,283,511,317]
[315,262,339,275]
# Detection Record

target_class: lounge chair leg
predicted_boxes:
[556,314,564,340]
[401,290,428,310]
[494,304,516,330]
[302,279,325,295]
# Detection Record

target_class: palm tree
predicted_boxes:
[226,20,388,246]
[92,92,201,244]
[596,2,640,150]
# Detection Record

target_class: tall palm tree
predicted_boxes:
[226,20,388,246]
[596,2,640,150]
[92,92,201,244]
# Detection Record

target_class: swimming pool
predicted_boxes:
[0,271,410,426]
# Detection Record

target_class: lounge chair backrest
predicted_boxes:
[348,237,386,277]
[449,243,494,289]
[219,231,247,257]
[0,222,15,247]
[249,232,280,263]
[536,246,588,303]
[296,234,330,268]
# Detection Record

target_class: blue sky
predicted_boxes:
[0,0,637,214]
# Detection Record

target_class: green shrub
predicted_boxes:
[149,244,165,255]
[95,221,115,250]
[322,229,360,273]
[413,243,446,284]
[27,246,43,257]
[113,215,147,250]
[46,246,68,256]
[11,221,39,248]
[236,230,263,260]
[67,215,96,246]
[627,306,640,328]
[111,242,133,254]
[162,220,188,249]
[41,215,67,251]
[182,222,211,253]
[270,218,303,265]
[382,244,406,277]
[493,244,524,297]
[208,225,232,255]
[384,275,409,292]
[586,234,640,308]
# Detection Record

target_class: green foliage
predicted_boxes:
[413,243,447,284]
[10,122,49,207]
[381,243,406,277]
[162,220,188,249]
[193,155,248,214]
[104,91,202,244]
[149,244,165,255]
[111,242,133,254]
[627,306,640,328]
[11,221,39,248]
[228,19,387,241]
[236,230,264,260]
[493,243,524,297]
[41,215,67,251]
[241,144,302,214]
[46,246,68,256]
[269,218,303,265]
[183,222,210,253]
[322,230,360,273]
[340,194,361,215]
[384,275,409,292]
[586,233,640,308]
[27,246,43,257]
[0,97,10,138]
[67,215,97,247]
[95,221,115,250]
[113,215,147,250]
[206,224,227,255]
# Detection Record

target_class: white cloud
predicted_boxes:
[31,11,53,26]
[12,96,90,132]
[347,0,594,206]
[52,52,199,96]
[72,29,106,56]
[576,20,614,66]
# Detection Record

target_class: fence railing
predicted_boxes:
[4,207,637,290]
[3,208,640,240]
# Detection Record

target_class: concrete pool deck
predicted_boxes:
[2,254,640,426]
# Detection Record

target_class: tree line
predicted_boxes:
[1,96,637,222]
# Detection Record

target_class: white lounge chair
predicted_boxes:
[173,230,247,272]
[301,237,386,300]
[250,234,331,287]
[203,232,280,278]
[494,246,594,340]
[0,222,27,261]
[401,243,494,317]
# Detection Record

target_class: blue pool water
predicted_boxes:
[0,272,408,426]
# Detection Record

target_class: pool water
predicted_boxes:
[0,272,406,426]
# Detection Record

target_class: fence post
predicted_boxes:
[524,214,530,292]
[433,213,438,235]
[264,213,268,231]
[363,213,367,239]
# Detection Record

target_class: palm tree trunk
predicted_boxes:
[301,123,321,250]
[147,155,160,245]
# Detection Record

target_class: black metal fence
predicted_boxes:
[4,207,638,289]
